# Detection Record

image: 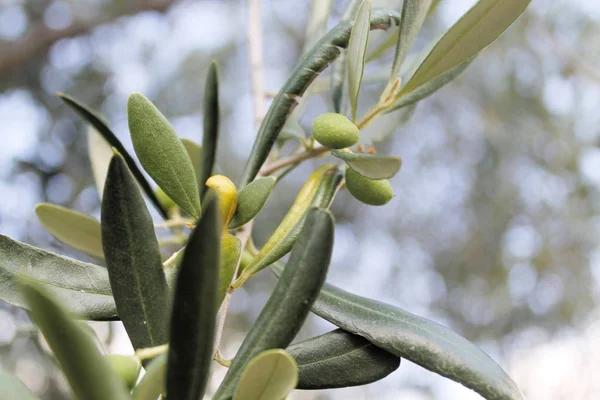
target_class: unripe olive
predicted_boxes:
[312,113,359,149]
[345,168,394,206]
[155,187,176,210]
[105,355,141,390]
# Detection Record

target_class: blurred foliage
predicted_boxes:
[0,0,598,398]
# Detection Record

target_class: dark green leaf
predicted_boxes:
[331,150,401,179]
[21,282,130,400]
[131,352,167,400]
[167,193,220,400]
[181,138,203,182]
[0,370,39,400]
[213,208,335,400]
[58,92,168,219]
[198,61,220,199]
[347,0,371,121]
[234,349,298,400]
[229,177,276,229]
[102,154,169,349]
[128,93,201,218]
[35,203,104,260]
[389,0,432,80]
[238,8,400,188]
[400,0,530,95]
[310,282,525,400]
[0,235,116,320]
[287,329,400,389]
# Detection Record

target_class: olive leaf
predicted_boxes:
[181,138,202,182]
[35,203,104,260]
[235,166,342,287]
[400,0,530,95]
[0,370,39,400]
[310,281,525,400]
[0,235,116,320]
[213,208,334,400]
[218,233,242,305]
[102,154,169,350]
[389,0,432,80]
[238,8,400,188]
[347,0,371,121]
[198,61,220,199]
[167,193,220,400]
[21,282,130,400]
[287,329,400,389]
[128,93,201,218]
[87,127,113,199]
[131,353,167,400]
[229,176,276,229]
[58,92,168,219]
[331,150,401,180]
[234,349,298,400]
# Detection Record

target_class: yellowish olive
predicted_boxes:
[105,355,141,390]
[312,113,359,149]
[345,168,394,206]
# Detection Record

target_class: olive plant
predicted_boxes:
[0,1,531,399]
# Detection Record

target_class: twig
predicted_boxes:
[259,145,330,176]
[135,344,168,360]
[248,0,265,128]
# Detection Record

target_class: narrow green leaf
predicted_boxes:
[0,370,39,400]
[287,329,400,389]
[87,127,113,199]
[229,177,276,229]
[331,150,401,180]
[58,92,168,219]
[213,208,335,400]
[127,93,201,218]
[400,0,530,94]
[218,233,242,305]
[390,0,432,80]
[102,154,169,349]
[234,349,298,400]
[347,0,371,121]
[21,282,130,400]
[389,56,474,111]
[181,139,202,182]
[365,29,397,63]
[198,61,220,199]
[131,353,167,400]
[0,235,116,320]
[238,9,400,188]
[35,203,104,260]
[309,282,525,400]
[236,166,342,286]
[167,194,220,400]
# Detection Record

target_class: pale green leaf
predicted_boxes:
[218,233,242,305]
[0,370,39,400]
[390,0,432,80]
[131,353,167,400]
[303,0,333,53]
[35,203,103,260]
[181,138,202,182]
[347,0,371,121]
[22,282,130,400]
[87,127,113,199]
[128,93,201,218]
[229,177,276,229]
[331,150,401,180]
[234,349,298,400]
[401,0,530,94]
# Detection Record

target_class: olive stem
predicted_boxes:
[135,344,168,360]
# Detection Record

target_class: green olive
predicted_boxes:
[154,187,176,210]
[312,113,359,149]
[345,168,394,206]
[105,355,141,390]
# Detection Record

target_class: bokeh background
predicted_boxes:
[0,0,598,398]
